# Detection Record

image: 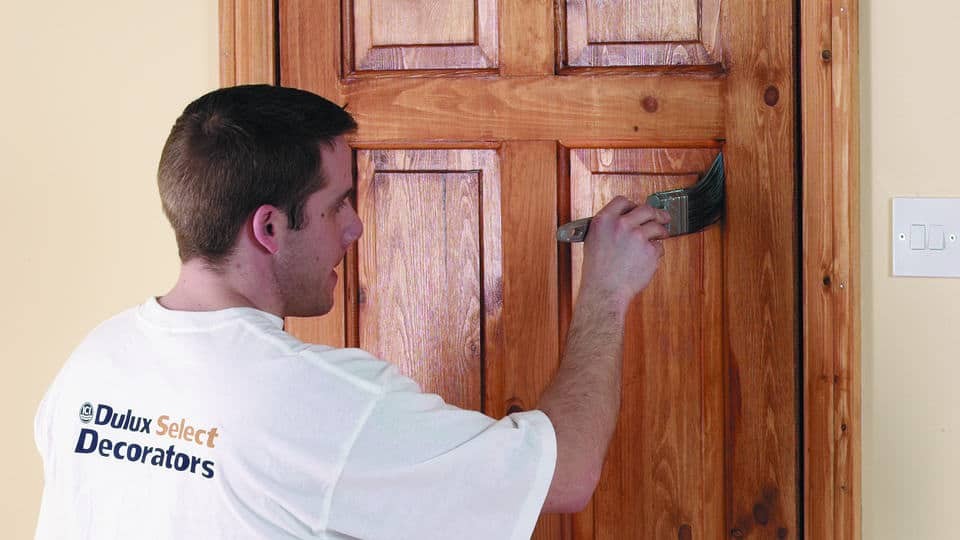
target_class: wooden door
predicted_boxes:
[280,1,798,538]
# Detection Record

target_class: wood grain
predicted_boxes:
[496,142,566,539]
[218,0,275,86]
[370,0,474,45]
[351,0,497,71]
[279,0,343,101]
[562,0,723,68]
[219,0,236,86]
[802,0,861,539]
[568,148,724,540]
[344,76,723,143]
[355,149,501,410]
[501,0,555,76]
[363,170,482,408]
[586,0,699,42]
[721,0,799,537]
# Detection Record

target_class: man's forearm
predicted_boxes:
[537,287,628,510]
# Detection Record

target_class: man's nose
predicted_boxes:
[342,215,363,247]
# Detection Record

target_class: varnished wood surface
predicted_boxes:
[354,149,501,410]
[721,0,799,537]
[586,0,699,42]
[500,0,554,76]
[350,0,498,71]
[361,169,482,409]
[370,0,474,46]
[802,0,861,539]
[568,148,725,540]
[562,0,723,68]
[280,0,343,101]
[343,76,723,143]
[497,142,565,539]
[218,0,274,86]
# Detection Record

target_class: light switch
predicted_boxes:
[893,198,960,278]
[930,225,946,250]
[910,224,926,250]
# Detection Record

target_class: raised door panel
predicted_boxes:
[562,0,722,68]
[350,0,498,71]
[568,148,724,540]
[355,149,502,410]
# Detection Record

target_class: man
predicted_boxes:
[35,85,670,539]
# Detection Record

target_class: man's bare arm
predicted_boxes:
[535,196,670,513]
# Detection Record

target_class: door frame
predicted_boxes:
[218,1,862,538]
[800,1,860,539]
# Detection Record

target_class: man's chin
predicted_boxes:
[285,300,334,319]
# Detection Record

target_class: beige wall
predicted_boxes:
[3,1,955,538]
[861,2,960,538]
[0,2,218,537]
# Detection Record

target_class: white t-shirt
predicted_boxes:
[34,298,556,539]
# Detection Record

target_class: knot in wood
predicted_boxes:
[642,96,659,113]
[764,85,780,107]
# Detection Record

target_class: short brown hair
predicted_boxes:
[157,85,357,267]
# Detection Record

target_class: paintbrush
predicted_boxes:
[556,152,725,242]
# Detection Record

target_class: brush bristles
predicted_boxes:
[685,152,725,233]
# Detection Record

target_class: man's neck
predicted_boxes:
[158,258,281,317]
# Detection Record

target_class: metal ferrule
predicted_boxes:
[646,190,689,236]
[556,217,592,242]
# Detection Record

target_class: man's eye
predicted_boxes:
[335,199,350,212]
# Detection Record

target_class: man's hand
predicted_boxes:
[579,196,671,308]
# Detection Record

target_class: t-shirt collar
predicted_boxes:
[138,296,284,330]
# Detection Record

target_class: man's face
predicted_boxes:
[275,136,362,317]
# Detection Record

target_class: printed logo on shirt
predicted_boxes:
[78,402,94,423]
[73,402,218,480]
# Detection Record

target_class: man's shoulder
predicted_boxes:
[64,301,421,396]
[72,305,142,351]
[293,346,422,395]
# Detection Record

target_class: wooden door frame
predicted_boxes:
[218,1,862,538]
[800,1,860,539]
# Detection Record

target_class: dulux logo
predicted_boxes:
[90,404,152,433]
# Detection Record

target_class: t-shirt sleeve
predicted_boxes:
[34,391,52,461]
[326,371,556,540]
[34,376,61,478]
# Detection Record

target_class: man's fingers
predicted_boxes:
[617,204,671,230]
[638,221,670,241]
[617,204,656,228]
[652,238,665,258]
[653,208,671,225]
[597,196,638,220]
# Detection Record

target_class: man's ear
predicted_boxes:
[251,205,285,255]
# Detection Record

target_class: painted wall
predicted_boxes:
[861,1,960,538]
[0,2,218,537]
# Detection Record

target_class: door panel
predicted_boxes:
[280,0,798,538]
[585,0,699,41]
[356,149,502,410]
[563,0,722,67]
[352,0,498,70]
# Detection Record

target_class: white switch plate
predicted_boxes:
[892,197,960,277]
